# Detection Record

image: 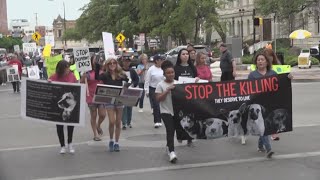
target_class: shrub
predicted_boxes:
[241,55,254,64]
[310,57,320,65]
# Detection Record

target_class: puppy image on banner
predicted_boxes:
[57,92,77,122]
[204,118,228,139]
[246,104,266,136]
[265,109,289,134]
[179,111,205,139]
[221,103,248,144]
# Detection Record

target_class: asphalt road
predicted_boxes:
[0,82,320,180]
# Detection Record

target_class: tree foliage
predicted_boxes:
[70,0,228,48]
[0,37,23,50]
[255,0,316,33]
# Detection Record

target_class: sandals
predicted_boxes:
[97,127,103,136]
[93,137,102,141]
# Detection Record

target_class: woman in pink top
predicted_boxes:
[49,60,78,154]
[80,55,106,141]
[195,52,212,81]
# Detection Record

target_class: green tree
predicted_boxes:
[0,37,23,51]
[63,28,82,41]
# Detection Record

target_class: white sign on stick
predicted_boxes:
[23,43,37,54]
[27,66,40,79]
[73,47,92,72]
[102,32,116,60]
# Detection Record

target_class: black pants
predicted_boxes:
[149,87,161,123]
[56,125,74,147]
[221,71,235,81]
[161,113,175,152]
[11,81,20,92]
[138,83,145,109]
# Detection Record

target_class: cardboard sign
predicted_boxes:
[27,66,40,79]
[14,45,20,52]
[43,44,52,57]
[73,47,92,73]
[102,32,116,60]
[23,43,37,54]
[6,65,20,82]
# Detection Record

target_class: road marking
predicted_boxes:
[0,124,320,152]
[0,89,12,92]
[33,150,320,180]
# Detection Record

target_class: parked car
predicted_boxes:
[164,45,214,65]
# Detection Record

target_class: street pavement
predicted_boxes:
[0,74,320,180]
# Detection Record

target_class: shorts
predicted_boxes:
[88,103,106,109]
[105,103,124,109]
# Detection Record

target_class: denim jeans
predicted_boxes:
[42,67,48,80]
[258,135,271,152]
[122,106,133,126]
[138,83,145,109]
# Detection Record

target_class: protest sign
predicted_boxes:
[102,32,116,60]
[93,84,143,106]
[43,44,52,57]
[172,74,292,140]
[23,43,37,54]
[73,47,91,72]
[27,66,40,79]
[21,79,86,126]
[46,54,63,78]
[14,45,20,52]
[177,77,208,84]
[250,64,291,74]
[6,65,20,82]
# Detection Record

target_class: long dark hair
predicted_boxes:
[176,48,197,76]
[56,60,70,78]
[253,53,272,71]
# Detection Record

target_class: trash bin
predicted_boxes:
[276,52,284,65]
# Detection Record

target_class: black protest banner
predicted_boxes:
[172,74,292,140]
[21,79,86,126]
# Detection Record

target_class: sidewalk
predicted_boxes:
[210,62,320,82]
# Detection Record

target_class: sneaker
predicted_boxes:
[187,140,195,147]
[158,123,162,127]
[154,123,159,128]
[138,109,143,112]
[109,141,114,152]
[169,151,177,163]
[271,136,280,141]
[266,151,274,159]
[257,148,266,153]
[68,144,75,154]
[60,146,66,154]
[114,143,120,152]
[122,125,127,130]
[128,124,132,128]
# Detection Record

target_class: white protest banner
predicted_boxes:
[93,84,143,106]
[23,43,37,54]
[73,47,92,72]
[6,65,20,82]
[27,66,40,79]
[14,45,20,52]
[45,35,55,47]
[21,79,86,127]
[177,76,208,84]
[102,32,116,60]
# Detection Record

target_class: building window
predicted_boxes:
[58,30,62,37]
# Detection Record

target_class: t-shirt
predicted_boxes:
[49,72,77,83]
[155,80,177,116]
[144,65,164,93]
[137,64,148,83]
[86,70,102,104]
[219,50,234,72]
[197,65,212,81]
[174,65,196,80]
[248,70,277,80]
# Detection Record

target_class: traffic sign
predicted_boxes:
[118,42,123,48]
[32,32,42,42]
[116,33,125,43]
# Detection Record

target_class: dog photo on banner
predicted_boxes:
[172,74,292,141]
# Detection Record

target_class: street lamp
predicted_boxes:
[48,0,66,47]
[239,9,245,49]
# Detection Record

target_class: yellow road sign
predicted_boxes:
[116,33,125,43]
[32,32,41,42]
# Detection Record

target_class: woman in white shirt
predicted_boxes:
[144,54,165,128]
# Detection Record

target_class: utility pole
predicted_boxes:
[274,13,277,53]
[63,2,67,47]
[35,13,38,26]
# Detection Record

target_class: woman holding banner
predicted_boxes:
[80,55,106,141]
[49,60,78,154]
[174,48,198,147]
[95,58,128,152]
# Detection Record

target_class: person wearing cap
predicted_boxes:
[219,43,237,81]
[144,54,165,128]
[121,56,139,130]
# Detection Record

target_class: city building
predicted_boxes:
[211,0,320,49]
[52,15,76,41]
[9,19,30,37]
[0,0,8,35]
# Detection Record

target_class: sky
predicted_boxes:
[7,0,90,28]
